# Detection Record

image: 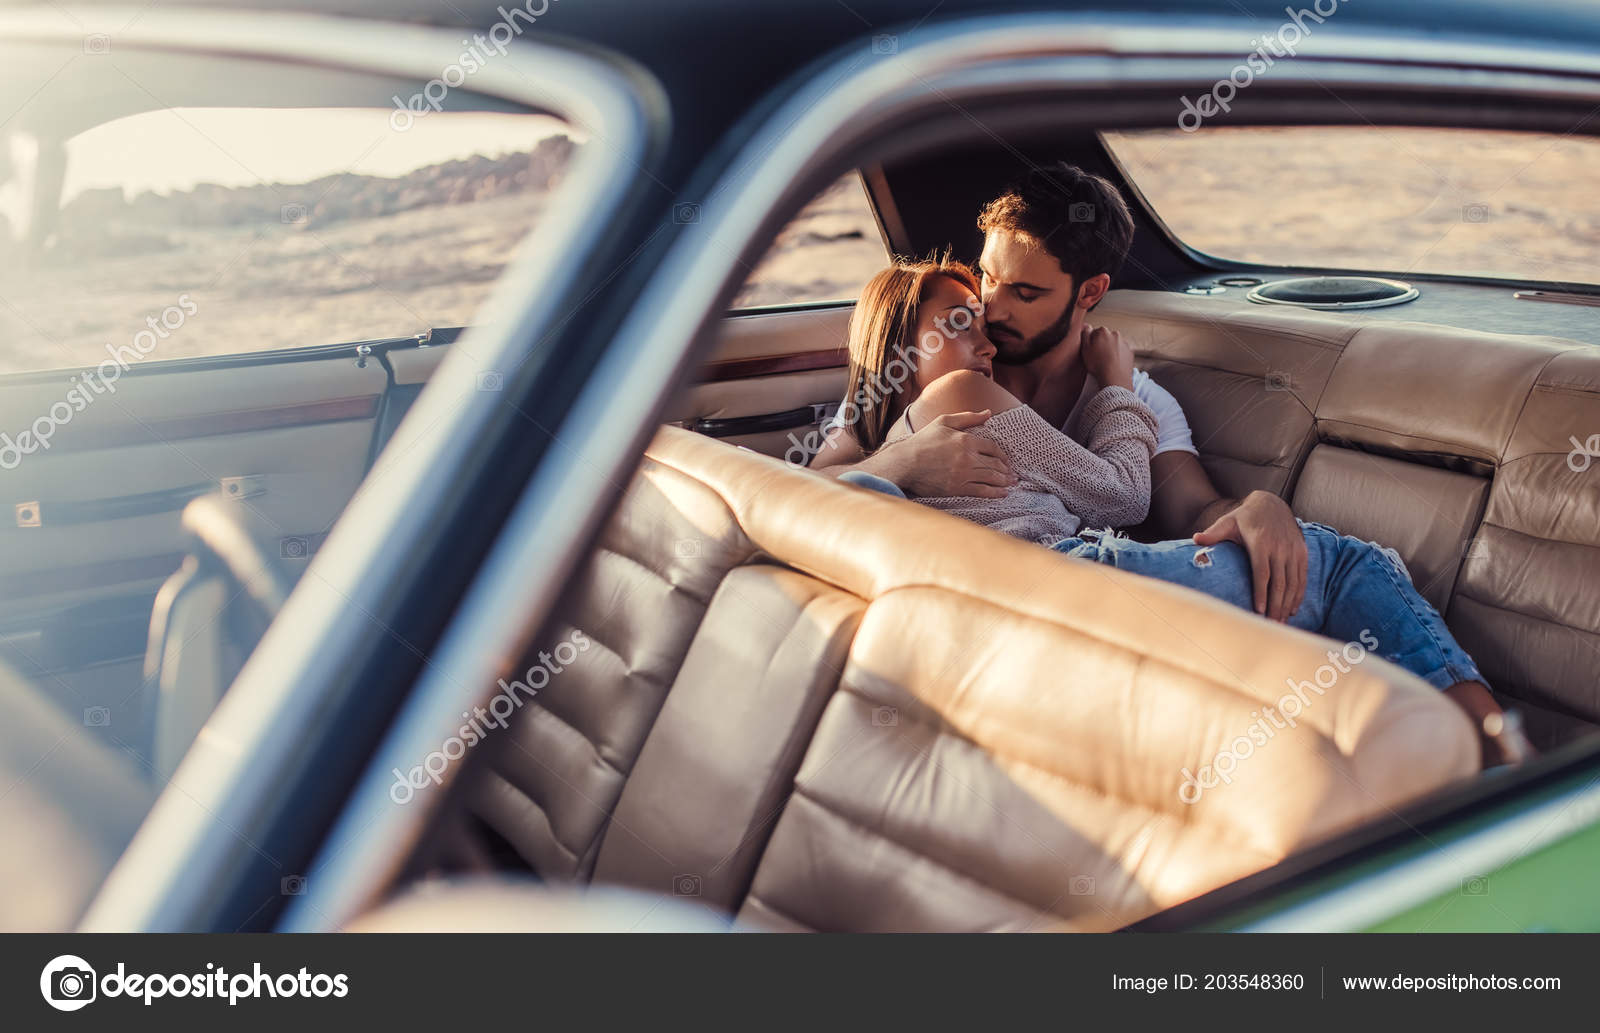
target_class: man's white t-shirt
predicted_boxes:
[1064,367,1196,457]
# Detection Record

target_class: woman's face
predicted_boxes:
[909,275,996,394]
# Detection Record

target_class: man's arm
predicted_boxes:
[808,414,1017,499]
[1149,450,1307,622]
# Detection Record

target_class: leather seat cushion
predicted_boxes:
[592,564,864,910]
[1292,444,1489,610]
[1452,349,1600,729]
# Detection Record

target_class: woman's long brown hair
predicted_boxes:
[842,257,981,454]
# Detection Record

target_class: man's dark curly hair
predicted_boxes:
[977,162,1135,291]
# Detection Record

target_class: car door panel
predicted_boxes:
[669,305,851,457]
[377,310,857,460]
[387,342,451,387]
[707,305,851,364]
[0,353,388,679]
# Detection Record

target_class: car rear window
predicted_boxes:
[1102,126,1600,288]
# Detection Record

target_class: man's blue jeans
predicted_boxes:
[837,471,1483,691]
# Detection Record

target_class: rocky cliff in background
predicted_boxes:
[50,133,575,259]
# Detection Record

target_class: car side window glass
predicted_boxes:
[0,109,578,374]
[732,172,889,308]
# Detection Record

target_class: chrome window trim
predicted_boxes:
[54,7,662,932]
[287,13,1600,930]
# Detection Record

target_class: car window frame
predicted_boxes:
[33,6,667,933]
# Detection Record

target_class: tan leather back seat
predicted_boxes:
[1093,290,1353,500]
[460,453,764,879]
[1453,349,1600,744]
[1095,290,1599,747]
[1290,445,1487,610]
[458,426,1476,930]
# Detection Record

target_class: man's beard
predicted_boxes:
[989,287,1080,365]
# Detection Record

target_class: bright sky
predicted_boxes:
[58,108,576,202]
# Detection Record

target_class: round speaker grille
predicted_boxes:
[1246,276,1419,310]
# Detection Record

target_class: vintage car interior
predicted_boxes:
[389,137,1600,929]
[6,3,1600,935]
[16,143,1600,932]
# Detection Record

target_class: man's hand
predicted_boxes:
[1192,490,1307,622]
[865,410,1017,498]
[1078,325,1134,391]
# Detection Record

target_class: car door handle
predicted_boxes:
[14,476,266,529]
[689,402,838,438]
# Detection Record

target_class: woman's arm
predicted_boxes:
[909,370,1158,527]
[807,423,866,471]
[1059,386,1159,526]
[808,405,1015,498]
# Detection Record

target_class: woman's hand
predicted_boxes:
[1080,325,1135,391]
